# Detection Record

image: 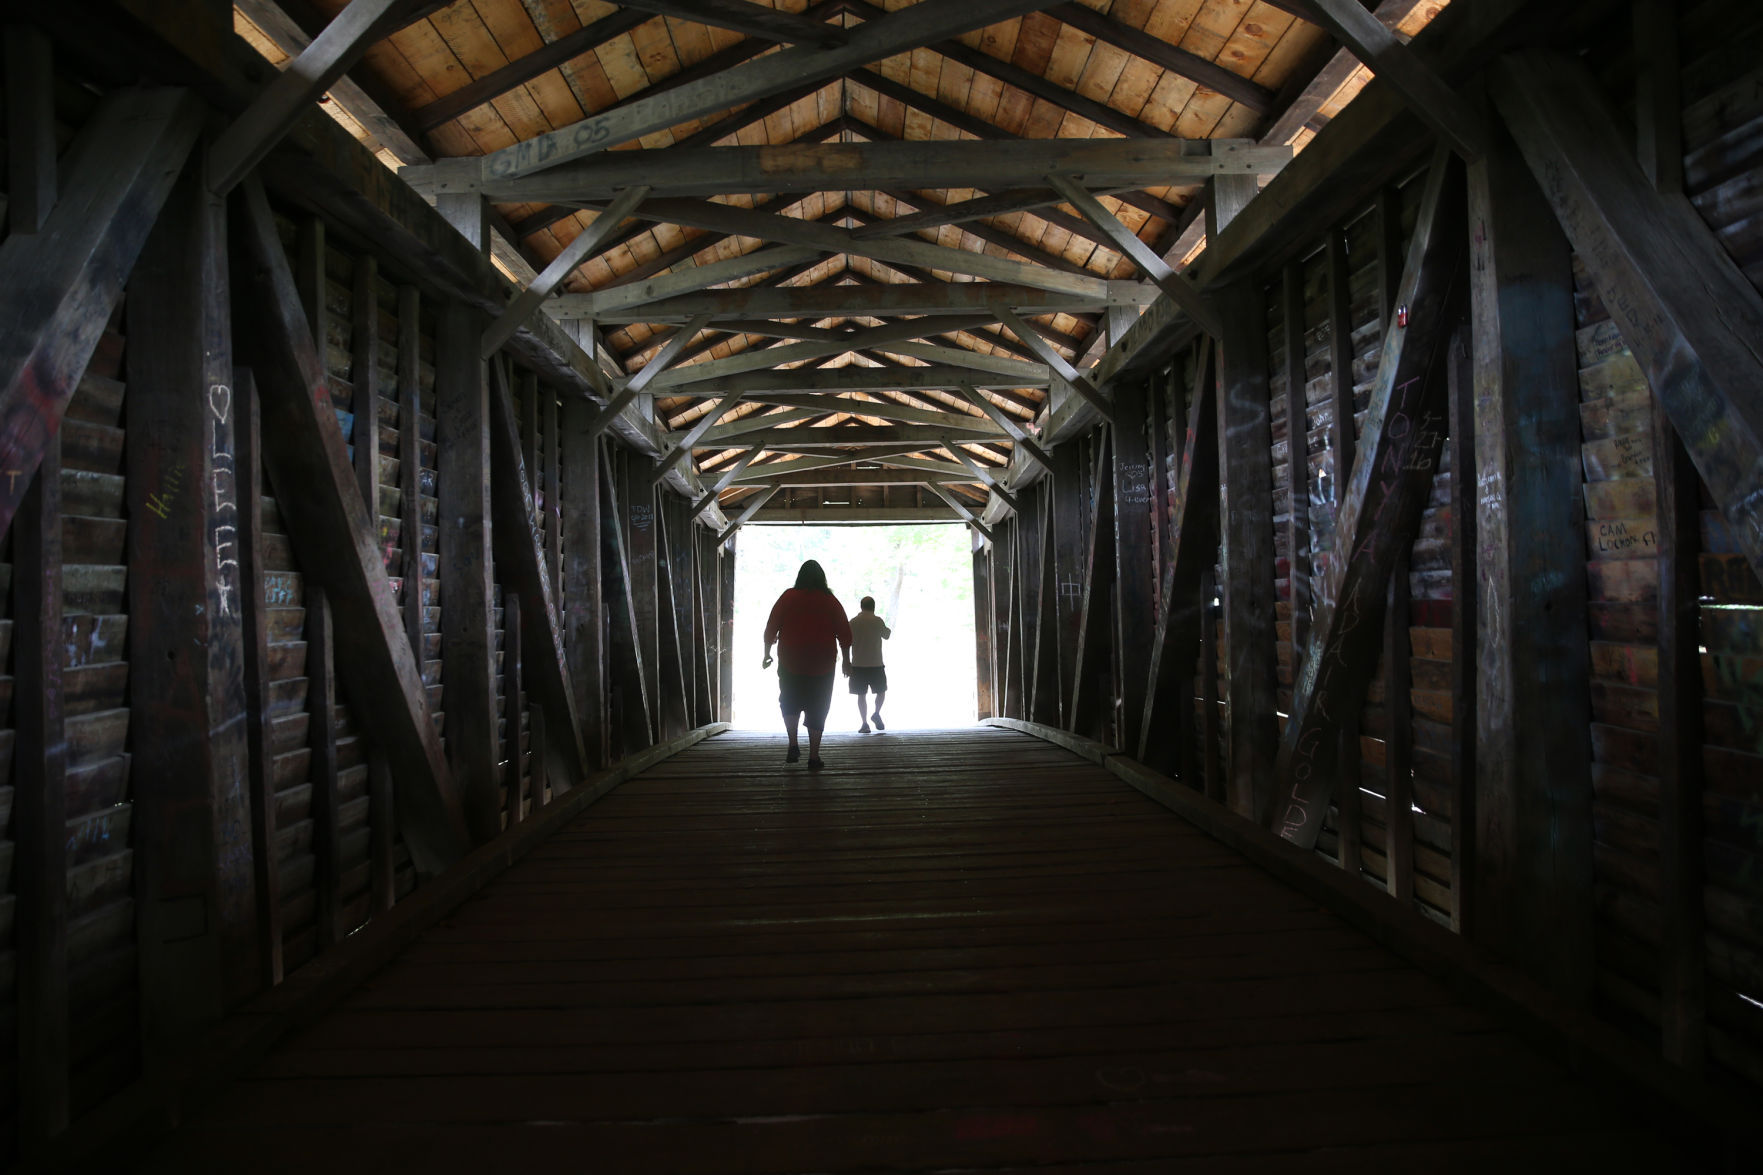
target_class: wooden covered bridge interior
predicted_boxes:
[2,0,1761,1168]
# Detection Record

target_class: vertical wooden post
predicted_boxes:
[1198,565,1222,801]
[602,443,655,752]
[1030,484,1061,728]
[306,587,342,948]
[1050,442,1087,727]
[973,540,996,719]
[653,504,691,738]
[1112,378,1158,755]
[397,288,426,667]
[4,24,57,233]
[1446,331,1476,934]
[1633,0,1683,196]
[1385,551,1416,901]
[1217,280,1278,819]
[1282,265,1311,682]
[1326,227,1364,853]
[1468,121,1595,997]
[15,434,68,1140]
[718,543,736,723]
[622,454,662,732]
[127,160,255,1035]
[544,386,562,601]
[436,302,500,842]
[1654,403,1706,1070]
[994,521,1020,720]
[236,371,284,981]
[352,255,381,514]
[296,216,326,357]
[561,395,606,767]
[504,592,525,827]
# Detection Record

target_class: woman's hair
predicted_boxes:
[794,559,831,593]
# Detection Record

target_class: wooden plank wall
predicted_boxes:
[0,44,731,1158]
[972,0,1763,1102]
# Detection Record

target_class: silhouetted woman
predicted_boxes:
[762,559,853,769]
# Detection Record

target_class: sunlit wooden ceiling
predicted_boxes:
[235,0,1449,513]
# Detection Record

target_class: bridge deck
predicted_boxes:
[146,728,1682,1171]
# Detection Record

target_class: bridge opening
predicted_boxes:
[731,523,977,731]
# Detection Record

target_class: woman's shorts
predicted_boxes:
[778,670,836,731]
[847,665,888,696]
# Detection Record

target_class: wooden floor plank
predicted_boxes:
[145,727,1688,1171]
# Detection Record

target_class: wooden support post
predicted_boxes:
[1199,565,1223,802]
[306,588,343,947]
[1384,549,1415,900]
[0,86,200,542]
[504,592,525,827]
[234,179,468,875]
[1111,378,1158,756]
[1206,167,1260,241]
[1463,119,1594,997]
[1493,50,1763,585]
[15,435,68,1141]
[561,396,608,768]
[601,443,657,752]
[1049,442,1088,727]
[485,363,590,789]
[718,544,736,723]
[352,255,381,514]
[368,757,395,915]
[1069,436,1116,740]
[1325,227,1364,839]
[1138,350,1220,776]
[295,217,326,359]
[1445,330,1475,935]
[1282,265,1312,679]
[653,505,692,738]
[1633,0,1682,196]
[5,24,57,233]
[1216,281,1279,819]
[397,288,427,669]
[622,455,662,724]
[1655,401,1706,1070]
[1269,150,1467,847]
[438,192,490,257]
[127,158,258,1039]
[436,301,501,842]
[974,542,996,719]
[994,521,1021,720]
[236,371,283,982]
[544,385,562,601]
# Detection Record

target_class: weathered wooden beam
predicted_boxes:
[472,0,1063,179]
[503,592,527,827]
[578,280,1148,323]
[600,445,657,751]
[692,446,763,516]
[1295,0,1486,160]
[1045,2,1274,113]
[948,448,1022,514]
[1110,377,1158,758]
[974,544,997,719]
[620,455,663,726]
[1445,330,1474,935]
[1256,0,1428,148]
[718,484,781,545]
[1494,49,1763,584]
[435,302,501,843]
[561,396,608,769]
[126,161,257,1030]
[1281,265,1312,682]
[1212,284,1279,819]
[487,363,591,792]
[1046,175,1224,337]
[1270,149,1465,847]
[996,308,1113,423]
[617,0,847,46]
[583,313,715,442]
[956,382,1054,471]
[1654,396,1706,1070]
[235,176,469,874]
[653,506,693,737]
[1633,1,1682,195]
[742,394,1001,434]
[0,86,200,544]
[693,424,1003,450]
[1068,436,1115,739]
[1462,116,1595,996]
[1047,442,1087,722]
[209,0,422,194]
[1027,487,1060,725]
[14,435,67,1140]
[653,390,743,483]
[305,587,343,946]
[236,371,284,981]
[481,185,649,358]
[5,24,57,232]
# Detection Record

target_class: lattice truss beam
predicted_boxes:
[233,0,1442,519]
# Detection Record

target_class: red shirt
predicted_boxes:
[765,588,853,675]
